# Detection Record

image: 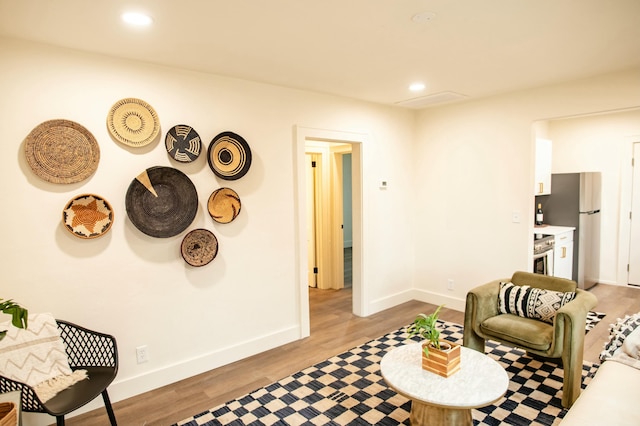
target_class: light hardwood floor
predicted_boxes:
[64,283,640,426]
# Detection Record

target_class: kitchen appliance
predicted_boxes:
[533,235,554,275]
[540,172,601,289]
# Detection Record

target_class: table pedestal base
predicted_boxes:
[410,400,472,426]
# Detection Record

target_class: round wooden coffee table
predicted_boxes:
[381,343,508,426]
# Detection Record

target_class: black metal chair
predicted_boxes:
[0,320,118,425]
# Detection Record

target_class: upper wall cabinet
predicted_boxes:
[534,138,552,195]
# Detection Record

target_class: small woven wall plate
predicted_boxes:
[208,131,252,180]
[208,187,241,224]
[24,119,100,184]
[62,194,114,239]
[107,98,160,147]
[181,228,218,267]
[165,124,202,162]
[125,166,198,238]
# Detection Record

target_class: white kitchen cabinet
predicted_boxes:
[534,138,552,195]
[553,230,574,280]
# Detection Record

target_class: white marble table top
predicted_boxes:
[380,343,509,409]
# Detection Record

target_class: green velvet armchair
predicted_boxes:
[463,271,597,408]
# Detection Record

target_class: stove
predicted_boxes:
[534,235,554,255]
[533,235,554,275]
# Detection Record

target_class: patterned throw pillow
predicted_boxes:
[600,313,640,361]
[498,281,576,324]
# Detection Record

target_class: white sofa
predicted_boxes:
[561,314,640,426]
[560,360,640,425]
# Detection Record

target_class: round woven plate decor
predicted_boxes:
[107,98,160,147]
[208,187,241,224]
[181,228,218,267]
[125,166,198,238]
[24,119,100,184]
[208,131,252,180]
[165,124,202,162]
[62,194,114,239]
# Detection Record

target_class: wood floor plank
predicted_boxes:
[61,284,640,426]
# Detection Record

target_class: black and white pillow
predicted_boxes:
[600,313,640,361]
[498,281,576,324]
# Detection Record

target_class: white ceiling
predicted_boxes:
[1,0,639,109]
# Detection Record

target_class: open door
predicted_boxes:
[305,143,352,290]
[629,142,640,285]
[306,153,319,287]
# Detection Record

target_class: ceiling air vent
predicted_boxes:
[395,91,467,109]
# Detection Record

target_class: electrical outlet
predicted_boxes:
[136,345,149,364]
[447,279,454,291]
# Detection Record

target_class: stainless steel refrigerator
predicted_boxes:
[541,172,601,289]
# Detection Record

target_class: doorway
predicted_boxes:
[294,126,367,338]
[629,142,640,285]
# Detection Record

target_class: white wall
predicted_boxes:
[0,37,416,424]
[3,34,640,424]
[412,69,640,311]
[547,109,640,285]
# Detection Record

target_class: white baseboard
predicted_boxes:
[53,325,301,424]
[594,279,618,286]
[367,288,466,316]
[411,289,466,312]
[368,289,415,314]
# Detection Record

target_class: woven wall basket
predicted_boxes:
[62,194,114,239]
[125,166,198,238]
[208,187,241,224]
[165,124,202,162]
[107,97,160,147]
[181,228,218,267]
[208,131,252,180]
[24,119,100,184]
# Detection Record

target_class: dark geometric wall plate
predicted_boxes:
[165,124,202,163]
[125,166,198,238]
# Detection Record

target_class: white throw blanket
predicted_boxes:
[0,313,87,402]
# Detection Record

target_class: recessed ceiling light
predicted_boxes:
[122,12,153,27]
[409,82,426,92]
[411,11,437,23]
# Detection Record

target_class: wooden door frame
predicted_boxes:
[294,126,366,338]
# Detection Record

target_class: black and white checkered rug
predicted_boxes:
[175,314,604,426]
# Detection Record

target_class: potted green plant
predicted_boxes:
[407,304,461,377]
[0,298,28,341]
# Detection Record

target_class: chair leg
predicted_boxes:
[561,341,583,408]
[463,315,486,353]
[102,389,118,426]
[56,416,65,426]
